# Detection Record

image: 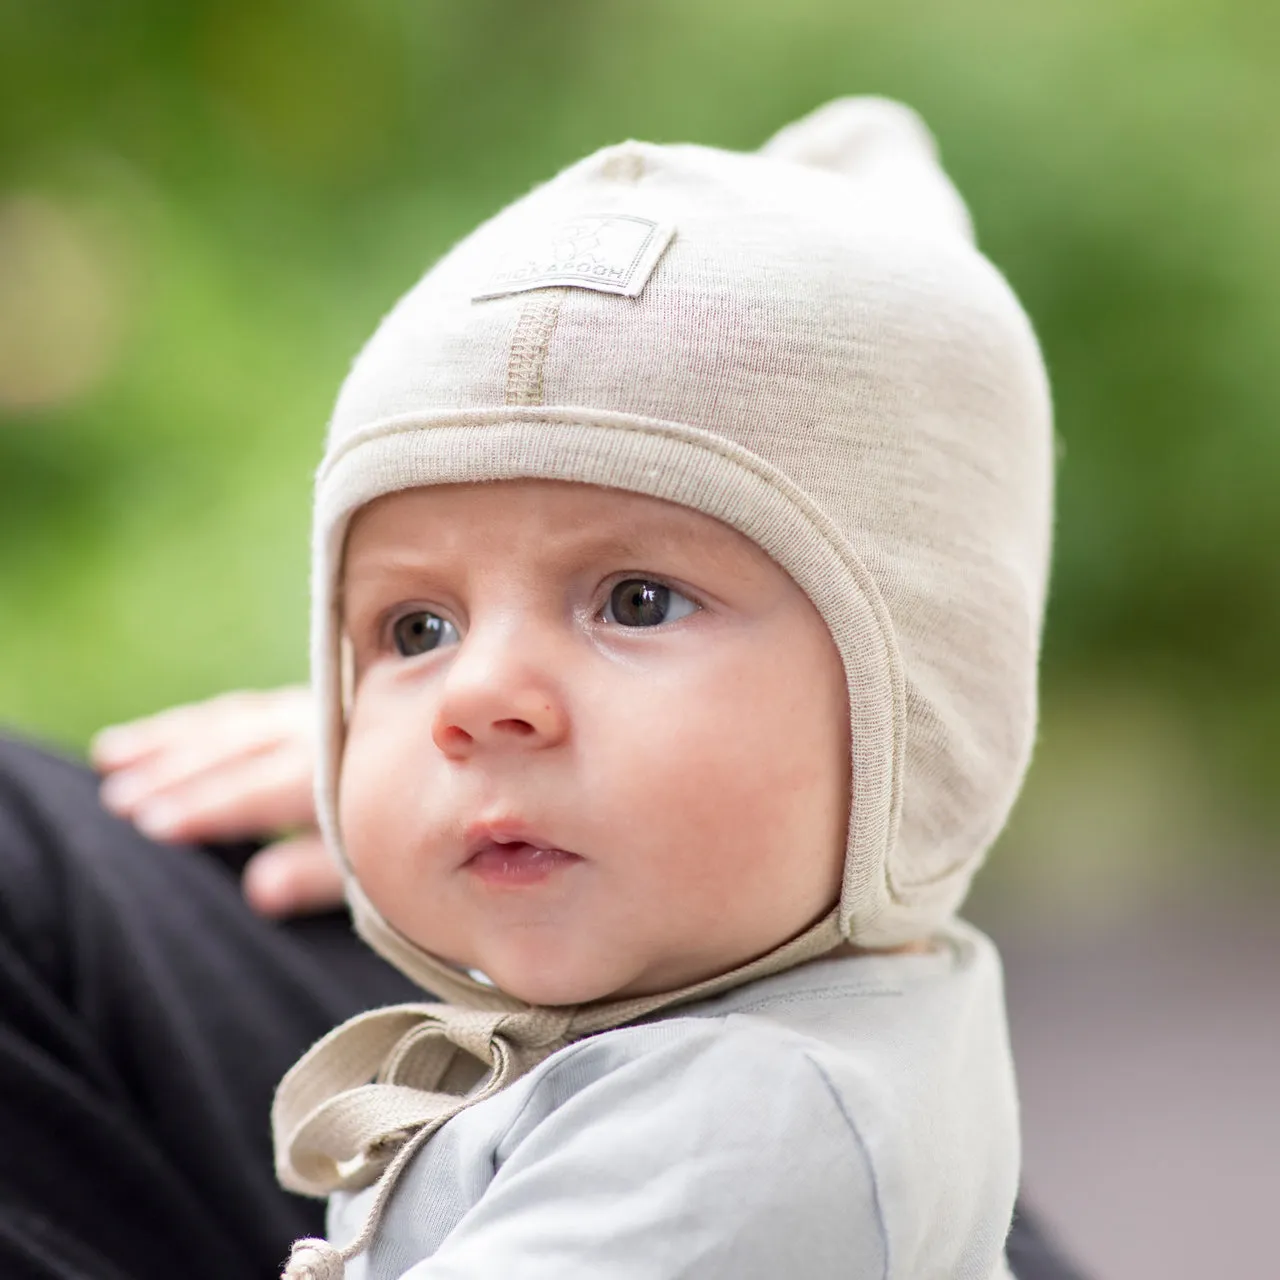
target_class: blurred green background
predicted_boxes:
[2,0,1278,903]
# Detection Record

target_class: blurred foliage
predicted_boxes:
[1,0,1278,869]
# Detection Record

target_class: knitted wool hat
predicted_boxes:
[314,93,1051,964]
[275,97,1052,1252]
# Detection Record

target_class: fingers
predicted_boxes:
[242,835,346,918]
[91,688,339,920]
[92,687,311,772]
[92,687,316,842]
[122,743,318,843]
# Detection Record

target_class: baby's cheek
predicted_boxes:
[337,713,407,876]
[335,746,380,876]
[338,756,426,947]
[661,707,792,872]
[672,652,846,914]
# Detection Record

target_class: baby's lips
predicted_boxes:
[461,817,575,862]
[463,840,583,886]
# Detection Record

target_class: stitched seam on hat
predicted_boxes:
[316,410,908,920]
[317,412,902,680]
[504,290,565,406]
[317,410,905,767]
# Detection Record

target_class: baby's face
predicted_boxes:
[339,480,849,1006]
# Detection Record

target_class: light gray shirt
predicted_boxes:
[329,920,1019,1279]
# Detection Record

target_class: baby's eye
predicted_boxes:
[604,579,698,628]
[391,610,459,656]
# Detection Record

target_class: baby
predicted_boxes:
[273,96,1053,1280]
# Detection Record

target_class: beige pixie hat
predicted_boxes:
[273,97,1053,1272]
[314,94,1051,958]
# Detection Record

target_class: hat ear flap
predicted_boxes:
[759,96,974,244]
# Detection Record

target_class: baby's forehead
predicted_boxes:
[346,480,741,557]
[339,479,776,589]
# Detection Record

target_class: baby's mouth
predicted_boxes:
[462,826,583,887]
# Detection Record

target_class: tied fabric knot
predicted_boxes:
[272,1000,575,1279]
[283,1239,345,1280]
[271,914,846,1278]
[273,1001,576,1197]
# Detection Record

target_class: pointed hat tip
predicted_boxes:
[760,96,974,243]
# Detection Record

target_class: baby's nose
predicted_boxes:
[431,662,568,758]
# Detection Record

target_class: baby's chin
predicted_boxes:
[468,956,645,1008]
[472,946,743,1008]
[403,914,766,1008]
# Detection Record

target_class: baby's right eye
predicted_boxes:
[391,611,459,657]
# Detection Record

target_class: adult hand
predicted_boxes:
[91,687,344,918]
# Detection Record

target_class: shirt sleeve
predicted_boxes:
[396,1023,888,1280]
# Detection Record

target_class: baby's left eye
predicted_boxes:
[604,579,698,628]
[391,610,459,656]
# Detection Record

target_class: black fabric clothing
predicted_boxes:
[0,735,1086,1280]
[0,735,418,1280]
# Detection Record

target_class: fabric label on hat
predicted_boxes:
[473,215,674,301]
